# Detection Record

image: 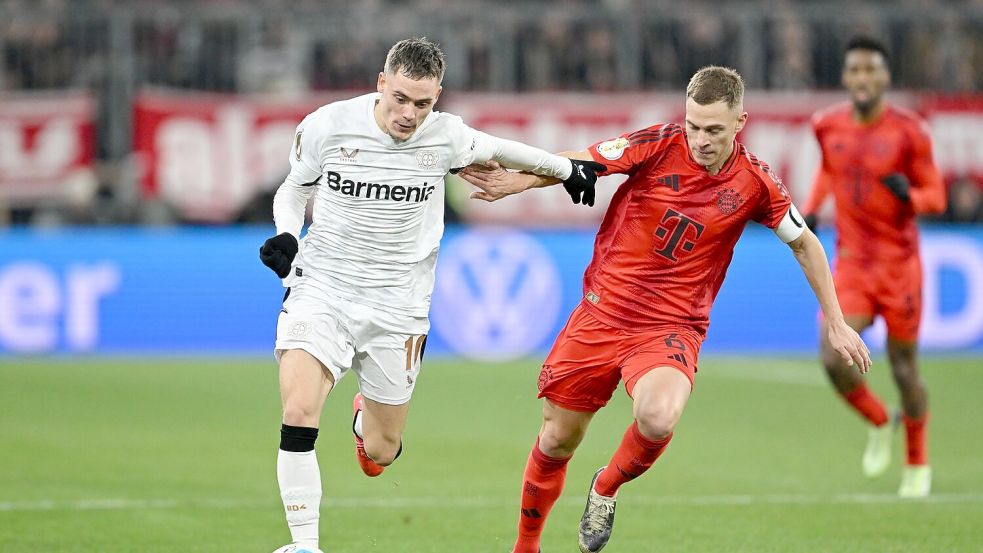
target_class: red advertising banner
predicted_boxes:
[0,91,95,203]
[133,90,978,224]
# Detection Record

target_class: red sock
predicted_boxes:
[512,437,571,553]
[842,383,889,427]
[903,413,929,465]
[594,422,672,497]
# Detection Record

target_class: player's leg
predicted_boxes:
[358,395,409,466]
[274,285,354,551]
[514,304,622,553]
[579,329,698,553]
[887,337,932,496]
[819,271,895,477]
[276,349,337,551]
[598,366,689,494]
[512,400,595,553]
[350,326,427,474]
[820,313,879,406]
[578,366,690,553]
[821,312,894,477]
[883,273,931,497]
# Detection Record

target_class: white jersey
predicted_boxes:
[273,92,572,321]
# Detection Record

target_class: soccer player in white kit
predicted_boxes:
[259,38,605,553]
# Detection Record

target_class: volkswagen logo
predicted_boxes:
[431,229,563,360]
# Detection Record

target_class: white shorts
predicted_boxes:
[274,282,430,405]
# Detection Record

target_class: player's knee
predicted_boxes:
[635,404,681,439]
[539,425,583,458]
[281,400,321,428]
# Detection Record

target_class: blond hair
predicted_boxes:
[686,66,745,109]
[384,37,446,82]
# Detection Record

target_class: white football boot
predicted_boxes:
[898,465,932,498]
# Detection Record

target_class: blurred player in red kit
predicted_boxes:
[802,37,946,498]
[461,66,871,553]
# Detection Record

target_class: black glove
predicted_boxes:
[562,159,607,207]
[880,173,911,202]
[259,232,299,278]
[802,213,818,234]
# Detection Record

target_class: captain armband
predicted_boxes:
[773,204,807,244]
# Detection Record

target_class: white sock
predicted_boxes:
[277,449,321,547]
[353,409,364,439]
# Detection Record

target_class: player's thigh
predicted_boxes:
[538,304,623,412]
[354,330,427,406]
[352,323,428,442]
[275,285,355,382]
[621,327,701,394]
[827,264,877,331]
[275,286,357,421]
[279,349,336,400]
[629,366,693,438]
[878,263,923,344]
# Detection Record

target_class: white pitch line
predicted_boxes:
[701,360,827,387]
[2,493,981,513]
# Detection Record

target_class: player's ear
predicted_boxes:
[433,85,443,105]
[377,72,386,93]
[735,111,749,133]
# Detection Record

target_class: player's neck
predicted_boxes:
[852,100,887,125]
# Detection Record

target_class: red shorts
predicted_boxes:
[538,303,702,413]
[832,256,922,342]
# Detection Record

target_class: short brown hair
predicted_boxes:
[686,66,745,109]
[384,37,446,82]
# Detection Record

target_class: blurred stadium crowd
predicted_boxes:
[0,0,981,225]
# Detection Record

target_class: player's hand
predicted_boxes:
[827,319,872,374]
[459,161,527,202]
[562,159,607,207]
[259,232,299,278]
[880,173,911,202]
[803,213,818,234]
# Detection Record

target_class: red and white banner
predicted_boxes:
[133,90,981,224]
[134,91,344,221]
[0,91,95,203]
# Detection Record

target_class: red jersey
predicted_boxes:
[804,102,946,266]
[585,123,793,335]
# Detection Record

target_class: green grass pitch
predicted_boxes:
[1,356,981,552]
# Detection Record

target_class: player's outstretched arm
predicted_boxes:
[460,150,603,204]
[787,229,872,373]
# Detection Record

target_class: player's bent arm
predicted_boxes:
[785,222,872,372]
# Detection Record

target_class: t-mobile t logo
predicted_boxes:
[653,208,705,261]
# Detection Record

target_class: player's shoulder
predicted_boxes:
[735,143,786,193]
[420,108,469,136]
[887,103,932,137]
[626,122,685,145]
[811,101,852,131]
[595,123,683,161]
[301,93,375,131]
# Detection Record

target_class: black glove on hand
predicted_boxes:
[880,173,911,202]
[562,159,607,207]
[259,232,299,278]
[803,213,818,234]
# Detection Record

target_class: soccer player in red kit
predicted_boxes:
[461,66,871,553]
[801,37,945,498]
